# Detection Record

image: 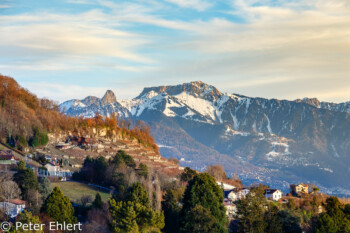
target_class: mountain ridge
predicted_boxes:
[60,81,350,194]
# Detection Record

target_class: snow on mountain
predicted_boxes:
[59,81,350,194]
[60,99,86,112]
[60,90,130,118]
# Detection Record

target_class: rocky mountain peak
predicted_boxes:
[136,81,223,102]
[101,90,117,105]
[82,96,100,106]
[296,97,320,107]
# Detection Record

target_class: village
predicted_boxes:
[1,139,323,221]
[219,181,325,218]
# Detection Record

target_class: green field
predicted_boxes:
[51,181,112,203]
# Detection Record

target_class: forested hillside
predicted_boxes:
[0,74,158,152]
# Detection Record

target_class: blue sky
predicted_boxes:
[1,0,349,103]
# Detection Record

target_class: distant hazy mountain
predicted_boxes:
[60,81,350,194]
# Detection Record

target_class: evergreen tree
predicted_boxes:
[137,163,148,179]
[235,186,266,233]
[14,162,39,200]
[277,209,302,233]
[109,183,164,233]
[41,187,77,224]
[264,205,283,233]
[162,189,181,233]
[92,193,104,209]
[38,177,51,200]
[180,167,197,182]
[313,197,350,233]
[180,173,228,233]
[94,156,108,183]
[11,210,43,233]
[181,204,217,233]
[110,200,140,233]
[29,127,48,148]
[113,150,136,168]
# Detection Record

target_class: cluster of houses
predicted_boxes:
[218,181,286,218]
[56,136,104,152]
[220,182,312,217]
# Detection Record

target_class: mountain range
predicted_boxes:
[60,81,350,194]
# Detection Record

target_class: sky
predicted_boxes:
[0,0,349,103]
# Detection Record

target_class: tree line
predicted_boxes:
[0,74,158,152]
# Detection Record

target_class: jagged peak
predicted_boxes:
[101,90,117,105]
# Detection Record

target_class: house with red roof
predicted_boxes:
[0,199,26,218]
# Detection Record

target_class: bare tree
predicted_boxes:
[80,195,93,207]
[0,181,21,200]
[206,164,227,181]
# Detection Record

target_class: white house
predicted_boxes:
[45,161,60,173]
[236,188,250,199]
[264,189,283,201]
[224,202,237,217]
[224,190,238,201]
[0,199,26,218]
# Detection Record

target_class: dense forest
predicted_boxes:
[0,74,158,152]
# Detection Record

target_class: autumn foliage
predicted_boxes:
[0,74,158,152]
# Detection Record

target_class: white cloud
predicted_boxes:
[0,10,153,73]
[164,0,212,11]
[1,0,350,103]
[21,82,110,102]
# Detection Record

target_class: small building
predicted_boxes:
[0,199,26,218]
[224,201,237,217]
[290,183,309,194]
[224,190,238,202]
[217,181,236,190]
[224,188,250,202]
[264,189,283,201]
[0,150,16,161]
[45,161,60,173]
[236,188,250,199]
[45,155,53,162]
[0,150,17,164]
[56,143,71,150]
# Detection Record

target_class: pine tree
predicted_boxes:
[181,204,217,233]
[162,190,181,233]
[235,186,266,233]
[110,200,139,233]
[313,197,350,233]
[14,161,39,201]
[109,183,164,233]
[41,187,77,224]
[180,173,228,233]
[264,205,283,233]
[137,163,148,179]
[180,167,197,182]
[92,193,104,209]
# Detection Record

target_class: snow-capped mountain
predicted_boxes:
[60,81,350,194]
[60,90,130,118]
